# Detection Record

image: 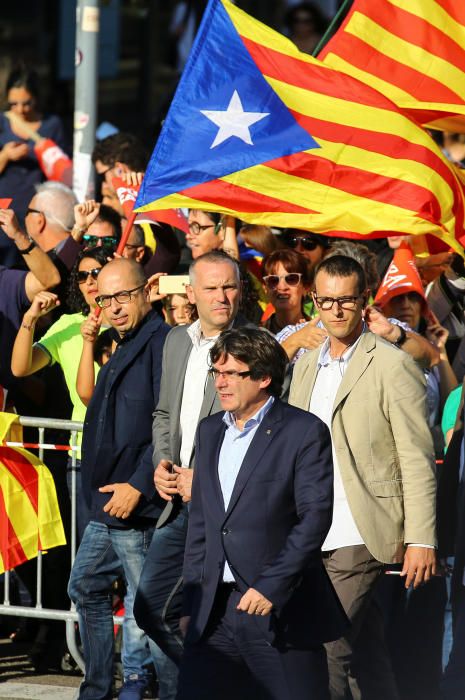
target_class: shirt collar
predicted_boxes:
[317,322,366,368]
[187,319,220,349]
[223,395,275,432]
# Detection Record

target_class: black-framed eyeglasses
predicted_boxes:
[95,284,146,309]
[282,235,319,251]
[77,268,102,284]
[313,294,363,311]
[263,273,302,290]
[188,222,215,235]
[25,207,43,217]
[208,368,252,381]
[83,234,119,248]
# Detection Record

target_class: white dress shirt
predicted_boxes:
[218,397,275,581]
[179,320,218,467]
[309,332,365,551]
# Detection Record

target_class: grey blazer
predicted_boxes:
[152,315,250,526]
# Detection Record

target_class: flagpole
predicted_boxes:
[312,0,353,57]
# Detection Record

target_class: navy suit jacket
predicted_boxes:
[81,310,170,527]
[182,399,348,648]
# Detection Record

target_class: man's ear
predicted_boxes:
[259,375,272,391]
[37,211,47,234]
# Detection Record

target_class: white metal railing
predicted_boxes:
[0,415,122,673]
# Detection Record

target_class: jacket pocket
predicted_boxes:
[368,479,403,497]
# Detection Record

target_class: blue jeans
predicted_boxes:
[68,521,178,700]
[134,505,188,664]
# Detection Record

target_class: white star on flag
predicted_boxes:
[200,90,270,149]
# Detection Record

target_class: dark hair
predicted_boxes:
[93,204,122,239]
[6,65,40,101]
[326,240,379,292]
[314,255,367,295]
[263,248,311,285]
[210,327,288,397]
[93,329,113,365]
[281,229,331,249]
[284,2,328,34]
[132,224,146,247]
[92,132,148,171]
[67,247,109,315]
[189,209,222,227]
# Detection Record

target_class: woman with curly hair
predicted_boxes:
[11,247,108,536]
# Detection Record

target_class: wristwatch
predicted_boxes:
[17,238,36,254]
[394,325,407,347]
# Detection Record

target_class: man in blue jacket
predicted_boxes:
[177,327,347,700]
[68,258,177,700]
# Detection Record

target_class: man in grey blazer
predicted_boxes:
[134,249,249,666]
[289,255,437,700]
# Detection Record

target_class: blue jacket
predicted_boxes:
[183,399,348,648]
[81,310,170,527]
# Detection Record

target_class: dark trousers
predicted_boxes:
[134,505,188,664]
[177,584,329,700]
[442,584,465,699]
[323,544,399,700]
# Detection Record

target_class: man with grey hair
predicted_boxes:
[134,250,250,670]
[23,182,81,305]
[26,181,77,250]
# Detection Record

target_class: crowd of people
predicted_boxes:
[1,58,465,700]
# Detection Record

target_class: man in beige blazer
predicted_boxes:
[289,254,437,700]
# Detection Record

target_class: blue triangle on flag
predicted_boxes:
[136,0,319,208]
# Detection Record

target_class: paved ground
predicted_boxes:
[0,639,158,700]
[0,638,80,699]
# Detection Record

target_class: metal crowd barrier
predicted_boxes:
[0,415,123,673]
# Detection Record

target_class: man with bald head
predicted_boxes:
[68,258,178,700]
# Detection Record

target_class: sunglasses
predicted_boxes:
[83,234,119,248]
[283,236,319,251]
[77,268,101,284]
[263,273,303,290]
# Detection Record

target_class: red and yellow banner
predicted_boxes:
[0,413,66,574]
[136,0,465,254]
[320,0,465,132]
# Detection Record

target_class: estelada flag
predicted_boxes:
[0,413,66,573]
[374,243,427,309]
[319,0,465,132]
[112,177,189,234]
[135,0,465,255]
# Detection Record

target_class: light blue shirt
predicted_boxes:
[218,395,275,582]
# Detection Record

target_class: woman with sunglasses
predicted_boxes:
[262,249,311,334]
[11,247,108,536]
[0,66,67,229]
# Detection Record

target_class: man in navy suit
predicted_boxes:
[177,327,347,700]
[67,259,177,700]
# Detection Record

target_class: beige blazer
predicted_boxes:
[289,331,437,563]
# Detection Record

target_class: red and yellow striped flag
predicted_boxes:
[320,0,465,133]
[0,413,66,573]
[136,0,465,254]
